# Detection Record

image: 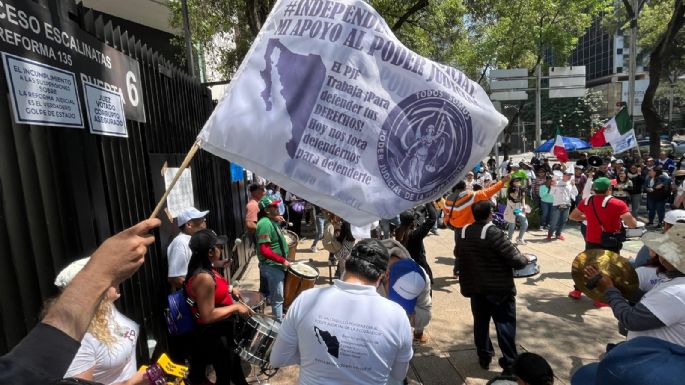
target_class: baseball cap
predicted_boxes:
[258,196,281,210]
[54,257,90,289]
[387,259,426,315]
[571,336,685,385]
[177,207,209,227]
[189,229,228,254]
[664,209,685,225]
[592,177,611,192]
[616,159,624,164]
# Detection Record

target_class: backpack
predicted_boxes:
[322,221,343,253]
[164,288,196,336]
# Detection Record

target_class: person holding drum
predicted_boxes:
[185,229,252,385]
[270,239,413,385]
[256,196,291,321]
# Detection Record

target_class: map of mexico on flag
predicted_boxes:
[197,0,508,225]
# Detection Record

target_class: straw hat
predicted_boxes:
[642,223,685,273]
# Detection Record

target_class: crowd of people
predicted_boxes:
[3,149,685,385]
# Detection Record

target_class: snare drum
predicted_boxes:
[239,290,265,314]
[284,262,319,308]
[625,221,646,238]
[235,315,280,368]
[513,254,540,278]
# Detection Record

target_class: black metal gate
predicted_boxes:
[0,0,249,360]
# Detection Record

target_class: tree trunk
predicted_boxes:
[643,0,685,156]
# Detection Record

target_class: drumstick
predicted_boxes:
[237,297,256,315]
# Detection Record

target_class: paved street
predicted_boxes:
[237,223,640,385]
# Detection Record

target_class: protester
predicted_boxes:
[644,166,671,228]
[270,239,413,385]
[256,196,291,321]
[576,153,589,170]
[547,171,577,241]
[505,177,529,244]
[672,170,685,209]
[573,165,587,206]
[380,239,432,344]
[266,183,286,216]
[444,175,510,278]
[246,184,266,237]
[457,200,529,375]
[0,219,160,385]
[583,223,685,347]
[657,151,676,175]
[380,215,401,240]
[54,258,146,385]
[626,164,644,217]
[184,229,251,385]
[326,211,355,278]
[538,176,554,231]
[633,209,685,267]
[465,171,476,191]
[531,168,547,207]
[286,192,306,237]
[395,202,437,284]
[612,171,632,204]
[571,336,685,385]
[167,207,209,291]
[569,177,637,306]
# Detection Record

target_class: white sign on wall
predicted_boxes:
[163,167,194,219]
[2,52,83,128]
[83,81,128,137]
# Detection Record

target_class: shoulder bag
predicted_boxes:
[589,196,626,249]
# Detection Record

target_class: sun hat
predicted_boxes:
[641,223,685,272]
[54,257,90,289]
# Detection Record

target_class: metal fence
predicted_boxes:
[0,0,248,360]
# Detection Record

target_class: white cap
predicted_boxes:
[392,271,425,300]
[54,257,90,289]
[665,210,685,225]
[176,207,209,226]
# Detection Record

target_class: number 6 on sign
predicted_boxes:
[126,71,139,107]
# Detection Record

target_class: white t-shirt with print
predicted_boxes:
[65,308,139,384]
[636,266,665,292]
[167,233,192,277]
[628,277,685,347]
[270,280,413,385]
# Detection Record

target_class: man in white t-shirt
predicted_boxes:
[584,223,685,347]
[270,239,413,385]
[167,207,209,291]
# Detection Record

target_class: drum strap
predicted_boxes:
[269,220,287,262]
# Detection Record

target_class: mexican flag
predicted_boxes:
[589,108,636,153]
[553,129,569,163]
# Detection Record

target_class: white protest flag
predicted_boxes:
[198,0,508,225]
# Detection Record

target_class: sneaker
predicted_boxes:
[517,239,527,245]
[593,300,609,308]
[556,234,566,241]
[568,289,582,299]
[310,245,317,252]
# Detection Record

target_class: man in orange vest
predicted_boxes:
[444,174,510,278]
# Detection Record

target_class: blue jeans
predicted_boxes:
[630,194,642,218]
[540,202,552,227]
[548,206,570,237]
[260,264,285,321]
[507,215,528,240]
[310,215,325,247]
[470,294,518,369]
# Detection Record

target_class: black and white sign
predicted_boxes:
[0,0,146,122]
[2,52,83,127]
[83,81,127,137]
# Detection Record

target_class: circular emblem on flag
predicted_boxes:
[377,90,473,201]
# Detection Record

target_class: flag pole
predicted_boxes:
[149,139,202,220]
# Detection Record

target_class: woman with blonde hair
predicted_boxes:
[56,258,158,385]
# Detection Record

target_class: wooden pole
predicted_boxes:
[149,140,201,220]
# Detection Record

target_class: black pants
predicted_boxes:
[453,228,462,275]
[470,293,518,369]
[189,319,248,385]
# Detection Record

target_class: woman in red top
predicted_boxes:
[185,229,251,385]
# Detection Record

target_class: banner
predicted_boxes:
[198,0,507,225]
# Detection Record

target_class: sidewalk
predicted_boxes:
[236,224,637,385]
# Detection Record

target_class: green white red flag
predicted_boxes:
[589,107,636,153]
[552,129,568,163]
